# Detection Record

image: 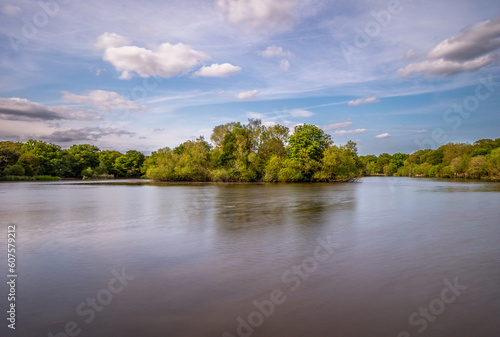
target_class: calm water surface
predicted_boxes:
[1,177,499,337]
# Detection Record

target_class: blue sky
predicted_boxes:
[0,0,499,155]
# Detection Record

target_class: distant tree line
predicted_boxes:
[0,140,145,179]
[1,120,499,182]
[360,138,500,179]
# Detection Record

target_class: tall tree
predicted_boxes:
[288,124,332,162]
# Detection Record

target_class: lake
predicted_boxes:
[1,177,499,337]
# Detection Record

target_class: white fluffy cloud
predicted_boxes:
[94,33,131,49]
[375,133,391,139]
[194,63,242,77]
[259,45,293,58]
[399,16,500,77]
[62,90,144,111]
[100,37,209,79]
[348,97,380,106]
[0,97,101,121]
[237,90,259,100]
[333,129,367,136]
[217,0,298,31]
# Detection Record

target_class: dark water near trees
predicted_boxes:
[1,177,499,337]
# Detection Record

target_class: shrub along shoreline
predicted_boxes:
[1,120,499,183]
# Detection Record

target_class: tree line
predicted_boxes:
[1,119,499,182]
[0,140,145,180]
[360,138,500,179]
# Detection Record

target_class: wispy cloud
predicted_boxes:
[399,16,500,77]
[217,0,299,32]
[333,129,368,136]
[322,122,353,131]
[237,90,259,100]
[348,97,380,106]
[288,109,314,117]
[259,45,293,58]
[375,133,391,139]
[247,112,265,119]
[62,90,145,111]
[398,55,495,77]
[280,59,291,71]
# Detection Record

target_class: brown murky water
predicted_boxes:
[1,177,499,337]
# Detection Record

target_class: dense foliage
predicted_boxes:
[0,140,144,179]
[1,120,498,182]
[145,120,363,182]
[360,138,500,179]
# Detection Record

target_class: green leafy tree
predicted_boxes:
[288,124,332,162]
[81,167,94,179]
[175,137,212,181]
[0,141,23,174]
[17,153,41,176]
[97,151,122,176]
[467,155,488,178]
[384,163,398,176]
[360,155,382,175]
[114,150,145,177]
[210,122,241,148]
[263,155,283,182]
[442,143,472,165]
[277,159,304,182]
[450,156,466,174]
[21,139,64,176]
[145,148,177,181]
[390,153,409,168]
[315,141,362,181]
[259,124,289,161]
[486,148,500,176]
[4,164,25,176]
[146,137,211,181]
[67,144,100,177]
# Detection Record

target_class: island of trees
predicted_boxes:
[1,119,499,182]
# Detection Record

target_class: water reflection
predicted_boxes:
[0,178,499,337]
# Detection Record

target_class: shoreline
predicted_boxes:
[1,176,499,184]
